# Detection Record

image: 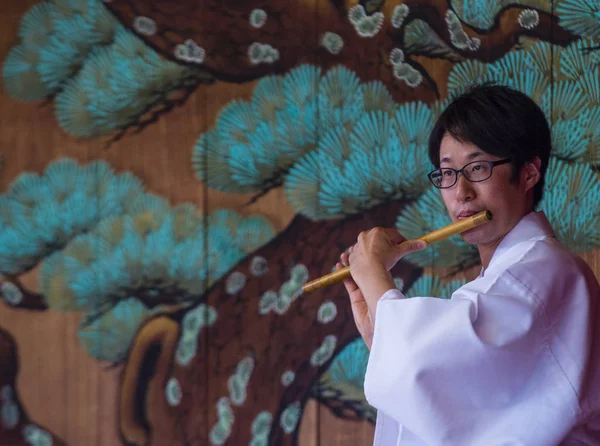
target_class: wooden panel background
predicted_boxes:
[0,0,374,444]
[0,0,598,445]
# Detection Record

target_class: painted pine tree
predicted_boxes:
[1,1,599,445]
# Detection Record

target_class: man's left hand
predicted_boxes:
[348,227,427,322]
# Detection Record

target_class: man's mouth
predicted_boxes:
[457,210,478,220]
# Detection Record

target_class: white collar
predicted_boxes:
[479,211,555,277]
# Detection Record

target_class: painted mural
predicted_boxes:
[0,0,599,445]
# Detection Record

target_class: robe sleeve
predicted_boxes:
[363,268,572,444]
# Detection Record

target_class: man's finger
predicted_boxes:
[357,231,366,244]
[336,262,359,293]
[399,239,427,255]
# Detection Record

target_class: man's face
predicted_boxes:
[438,133,535,247]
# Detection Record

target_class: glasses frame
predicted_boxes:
[428,158,512,189]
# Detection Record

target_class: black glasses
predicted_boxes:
[428,158,511,189]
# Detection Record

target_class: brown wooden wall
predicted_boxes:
[0,0,377,444]
[0,0,599,445]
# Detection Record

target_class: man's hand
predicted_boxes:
[340,228,427,346]
[353,227,426,272]
[337,247,374,349]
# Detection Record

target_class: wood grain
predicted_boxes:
[0,1,598,445]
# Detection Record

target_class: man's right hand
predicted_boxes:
[337,246,374,350]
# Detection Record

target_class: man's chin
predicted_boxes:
[460,227,486,245]
[460,235,479,245]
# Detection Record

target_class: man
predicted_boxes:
[337,84,600,445]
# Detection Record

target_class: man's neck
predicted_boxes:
[478,238,503,270]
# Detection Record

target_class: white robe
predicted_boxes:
[364,211,600,445]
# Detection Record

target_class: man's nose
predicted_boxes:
[455,173,475,202]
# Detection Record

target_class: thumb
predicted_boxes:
[398,239,427,256]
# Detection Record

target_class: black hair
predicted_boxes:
[428,83,551,209]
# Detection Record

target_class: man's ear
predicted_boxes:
[523,157,541,192]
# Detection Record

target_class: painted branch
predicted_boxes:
[391,0,578,61]
[0,328,66,446]
[104,0,578,105]
[310,376,376,423]
[0,277,47,311]
[103,0,441,102]
[120,316,180,445]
